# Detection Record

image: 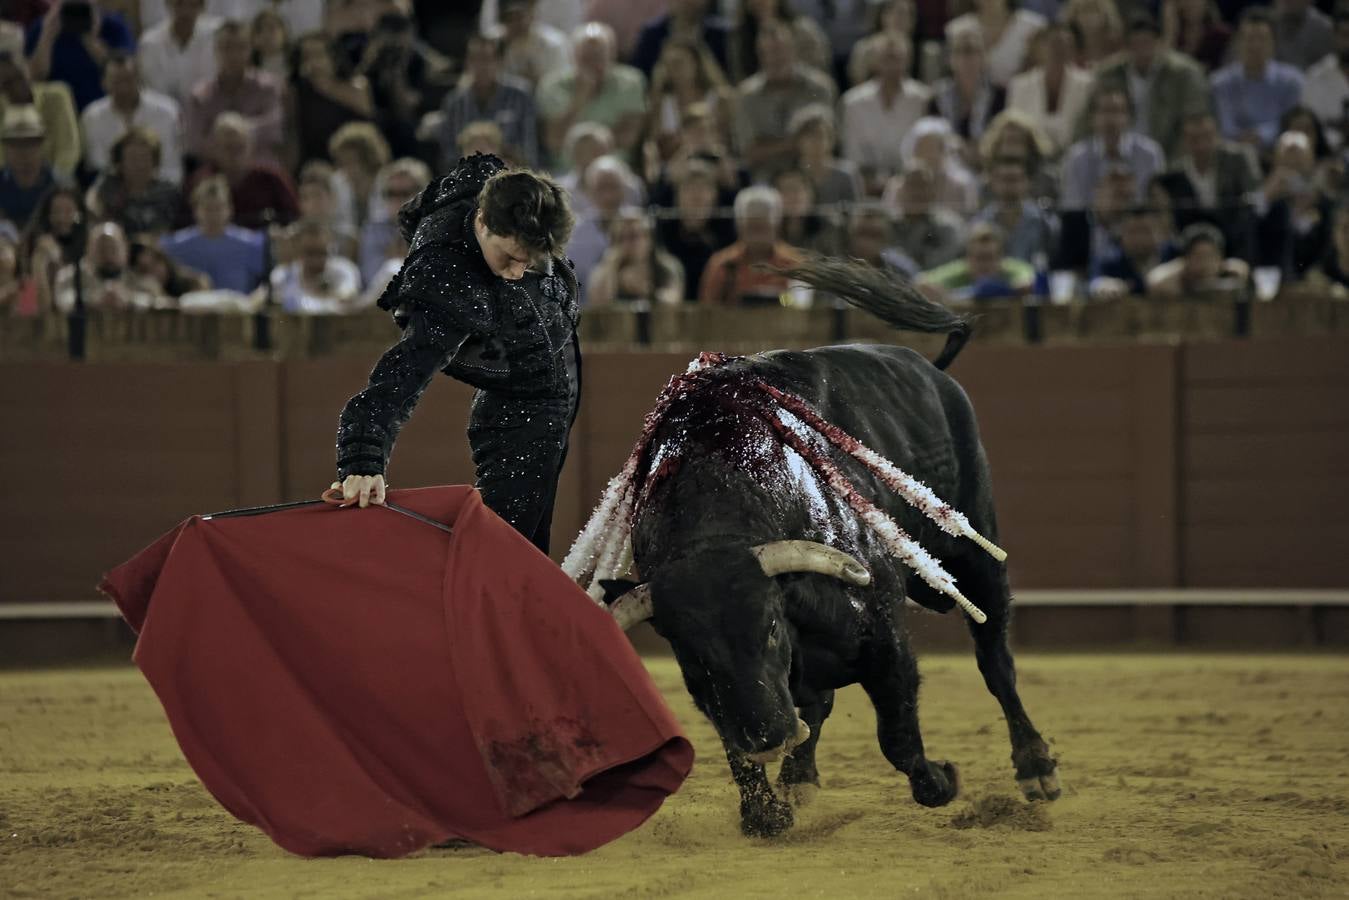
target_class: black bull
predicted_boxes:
[601,260,1060,838]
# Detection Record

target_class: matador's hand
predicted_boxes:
[330,475,387,508]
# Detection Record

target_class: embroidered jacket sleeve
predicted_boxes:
[335,288,454,479]
[334,253,519,479]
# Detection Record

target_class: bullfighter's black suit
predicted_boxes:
[335,154,581,553]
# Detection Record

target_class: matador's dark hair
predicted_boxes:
[477,169,575,261]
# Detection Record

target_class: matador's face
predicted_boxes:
[474,211,533,281]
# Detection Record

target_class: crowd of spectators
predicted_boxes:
[0,0,1346,320]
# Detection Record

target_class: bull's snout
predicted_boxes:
[744,715,811,764]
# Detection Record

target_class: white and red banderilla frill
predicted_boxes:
[562,352,1006,623]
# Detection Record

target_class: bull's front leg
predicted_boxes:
[860,626,960,808]
[726,746,794,837]
[776,688,833,807]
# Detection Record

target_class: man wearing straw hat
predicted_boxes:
[0,105,63,229]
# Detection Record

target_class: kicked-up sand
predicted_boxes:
[1,653,1346,899]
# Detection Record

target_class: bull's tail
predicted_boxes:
[777,255,972,370]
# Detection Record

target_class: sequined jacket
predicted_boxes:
[335,153,581,480]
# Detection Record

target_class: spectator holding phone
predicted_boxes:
[53,220,155,311]
[26,1,135,111]
[1256,129,1333,281]
[354,9,449,158]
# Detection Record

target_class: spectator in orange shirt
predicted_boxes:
[698,184,804,306]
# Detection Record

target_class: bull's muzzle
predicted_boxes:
[744,714,812,765]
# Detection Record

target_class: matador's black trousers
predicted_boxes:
[466,340,581,555]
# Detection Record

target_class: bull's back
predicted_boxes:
[741,343,986,513]
[747,344,969,441]
[633,343,993,568]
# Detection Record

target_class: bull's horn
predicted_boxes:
[751,541,871,587]
[610,583,654,631]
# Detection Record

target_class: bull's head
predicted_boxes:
[605,541,870,761]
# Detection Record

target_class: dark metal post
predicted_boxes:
[253,210,277,351]
[66,256,86,360]
[1022,298,1043,344]
[1234,295,1251,338]
[830,297,847,342]
[633,299,651,346]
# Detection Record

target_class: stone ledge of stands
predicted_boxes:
[1,291,1345,362]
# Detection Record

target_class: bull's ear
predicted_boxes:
[598,579,642,606]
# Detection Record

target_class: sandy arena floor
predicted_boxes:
[2,653,1347,899]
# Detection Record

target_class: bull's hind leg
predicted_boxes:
[957,559,1060,800]
[861,624,960,808]
[777,688,833,807]
[727,747,794,837]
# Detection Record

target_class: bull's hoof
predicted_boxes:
[777,780,820,808]
[740,797,795,837]
[1017,767,1062,801]
[1012,745,1061,801]
[911,759,960,808]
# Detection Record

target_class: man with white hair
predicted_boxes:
[698,185,804,306]
[182,111,297,228]
[536,21,647,167]
[565,153,640,303]
[555,121,613,198]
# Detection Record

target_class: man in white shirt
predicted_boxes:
[141,0,324,33]
[264,217,364,315]
[1302,12,1349,148]
[80,52,183,183]
[841,33,930,194]
[138,0,220,108]
[480,0,584,37]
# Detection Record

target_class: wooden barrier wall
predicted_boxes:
[3,336,1348,605]
[1180,339,1349,587]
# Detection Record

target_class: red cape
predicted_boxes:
[99,485,693,858]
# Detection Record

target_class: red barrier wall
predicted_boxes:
[3,337,1346,604]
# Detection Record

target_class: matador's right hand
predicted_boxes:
[330,475,387,508]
